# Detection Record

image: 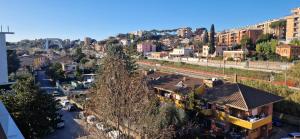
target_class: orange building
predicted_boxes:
[276,44,300,59]
[217,29,263,46]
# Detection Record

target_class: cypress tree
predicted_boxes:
[209,24,216,54]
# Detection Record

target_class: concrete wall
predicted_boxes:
[0,34,8,84]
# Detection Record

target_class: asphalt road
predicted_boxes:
[36,70,88,139]
[44,110,87,139]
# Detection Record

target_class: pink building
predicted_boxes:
[137,41,156,55]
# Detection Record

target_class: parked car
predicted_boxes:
[61,100,70,107]
[107,130,125,139]
[96,122,112,133]
[77,111,85,120]
[52,91,60,97]
[66,104,76,112]
[87,115,97,124]
[281,132,300,139]
[56,120,65,129]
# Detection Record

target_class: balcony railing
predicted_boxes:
[215,111,272,130]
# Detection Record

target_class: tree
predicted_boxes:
[203,30,209,44]
[7,50,20,74]
[73,47,86,63]
[288,63,300,84]
[88,44,150,137]
[45,63,64,81]
[256,33,275,44]
[256,39,278,60]
[209,24,216,54]
[0,75,60,138]
[290,39,300,46]
[240,35,254,50]
[269,20,286,40]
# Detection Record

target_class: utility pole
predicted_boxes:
[285,62,287,86]
[223,60,226,75]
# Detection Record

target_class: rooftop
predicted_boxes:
[203,83,283,111]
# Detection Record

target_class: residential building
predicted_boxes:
[131,30,144,37]
[137,41,156,55]
[177,27,193,38]
[276,44,300,59]
[148,72,206,108]
[194,28,206,36]
[253,18,286,40]
[169,48,193,57]
[286,7,300,42]
[61,62,77,72]
[120,39,131,46]
[161,38,175,47]
[202,83,282,139]
[180,38,190,44]
[223,50,247,61]
[150,52,168,58]
[202,45,227,57]
[94,43,106,52]
[84,37,92,46]
[217,29,263,46]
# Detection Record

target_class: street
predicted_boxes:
[36,70,88,139]
[44,110,88,139]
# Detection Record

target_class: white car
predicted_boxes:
[107,130,124,139]
[60,100,70,107]
[86,115,97,124]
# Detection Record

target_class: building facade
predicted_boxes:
[0,31,13,84]
[217,29,263,46]
[137,41,156,55]
[177,27,193,38]
[276,44,300,59]
[169,48,193,57]
[286,8,300,42]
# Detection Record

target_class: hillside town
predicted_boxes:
[1,2,300,139]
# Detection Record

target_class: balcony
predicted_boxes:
[215,111,272,130]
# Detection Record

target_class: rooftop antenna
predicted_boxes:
[0,25,2,32]
[7,26,9,32]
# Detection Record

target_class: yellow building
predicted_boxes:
[286,7,300,42]
[202,83,283,139]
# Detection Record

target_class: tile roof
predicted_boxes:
[203,83,283,111]
[147,72,203,96]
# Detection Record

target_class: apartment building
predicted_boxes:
[217,29,262,46]
[202,83,283,139]
[286,7,300,42]
[177,27,193,38]
[137,40,156,55]
[254,19,286,40]
[276,44,300,59]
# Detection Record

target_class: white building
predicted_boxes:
[169,48,193,57]
[202,45,227,57]
[0,31,13,84]
[120,39,131,46]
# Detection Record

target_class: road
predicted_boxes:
[44,110,88,139]
[36,70,88,139]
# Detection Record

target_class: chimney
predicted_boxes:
[234,74,238,83]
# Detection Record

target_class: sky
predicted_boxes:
[0,0,299,42]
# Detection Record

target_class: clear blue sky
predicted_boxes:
[0,0,299,42]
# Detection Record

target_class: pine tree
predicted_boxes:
[209,24,216,54]
[0,75,60,138]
